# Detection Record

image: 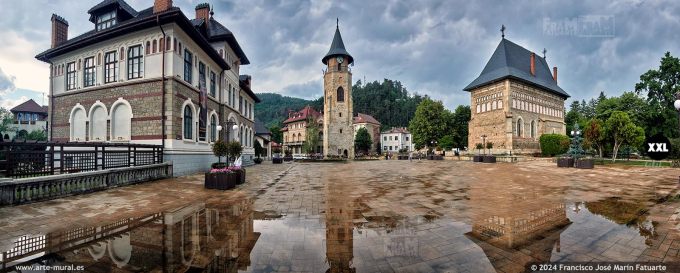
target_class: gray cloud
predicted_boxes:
[0,67,16,95]
[1,0,679,110]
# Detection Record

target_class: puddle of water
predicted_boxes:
[0,199,661,273]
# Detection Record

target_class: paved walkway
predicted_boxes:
[1,160,679,272]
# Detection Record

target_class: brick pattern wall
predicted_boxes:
[51,79,163,142]
[468,79,566,154]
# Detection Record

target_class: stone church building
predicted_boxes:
[464,34,570,153]
[35,0,260,176]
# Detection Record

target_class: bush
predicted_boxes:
[539,134,570,156]
[254,157,263,164]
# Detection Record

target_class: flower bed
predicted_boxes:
[575,158,594,169]
[205,166,245,189]
[482,155,496,163]
[557,157,574,168]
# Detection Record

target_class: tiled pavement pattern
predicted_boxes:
[1,160,680,272]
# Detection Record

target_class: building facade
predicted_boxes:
[4,99,48,140]
[254,118,272,159]
[352,113,380,153]
[322,22,355,158]
[281,106,323,155]
[463,36,569,154]
[35,0,259,176]
[380,127,414,153]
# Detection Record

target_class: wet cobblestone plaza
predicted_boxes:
[1,160,680,272]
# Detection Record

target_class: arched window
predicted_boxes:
[492,101,497,110]
[210,114,217,142]
[337,62,341,71]
[183,105,193,140]
[166,37,171,51]
[516,118,523,137]
[120,47,125,60]
[476,104,480,113]
[70,105,87,141]
[111,100,132,141]
[89,103,107,141]
[531,120,536,138]
[337,87,344,102]
[159,38,164,52]
[152,40,157,53]
[498,100,503,109]
[219,49,224,58]
[145,41,150,55]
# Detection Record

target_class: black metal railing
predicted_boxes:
[0,141,163,178]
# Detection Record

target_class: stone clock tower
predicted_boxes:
[322,20,355,158]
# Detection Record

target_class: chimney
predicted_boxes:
[195,3,210,21]
[153,0,172,13]
[553,66,558,83]
[530,52,535,76]
[50,14,68,48]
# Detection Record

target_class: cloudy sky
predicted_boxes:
[0,0,678,110]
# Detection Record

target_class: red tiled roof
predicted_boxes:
[10,99,47,114]
[283,106,322,124]
[353,113,380,125]
[383,127,410,134]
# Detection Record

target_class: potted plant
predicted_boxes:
[575,157,594,169]
[483,142,496,163]
[227,141,245,184]
[283,149,293,161]
[206,140,230,189]
[254,140,264,164]
[473,143,484,162]
[205,167,237,190]
[557,156,574,167]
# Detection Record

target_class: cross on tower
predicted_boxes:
[337,18,339,29]
[543,48,547,58]
[500,25,506,38]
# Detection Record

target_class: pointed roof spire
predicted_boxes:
[322,18,354,65]
[501,24,506,39]
[337,17,339,29]
[543,48,547,58]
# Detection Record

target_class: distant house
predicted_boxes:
[352,113,380,153]
[5,99,48,140]
[254,118,271,159]
[380,127,414,153]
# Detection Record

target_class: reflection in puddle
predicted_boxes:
[0,195,667,272]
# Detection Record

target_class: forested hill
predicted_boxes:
[255,79,427,130]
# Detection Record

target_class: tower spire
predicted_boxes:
[336,18,339,29]
[501,24,506,39]
[543,48,547,59]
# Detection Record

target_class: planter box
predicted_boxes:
[557,157,574,168]
[204,172,236,190]
[234,169,246,185]
[482,155,496,163]
[283,157,293,162]
[434,155,444,160]
[398,155,409,160]
[575,158,594,169]
[473,155,483,162]
[273,158,283,164]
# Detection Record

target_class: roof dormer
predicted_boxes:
[88,0,138,31]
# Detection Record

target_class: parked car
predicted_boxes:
[293,154,308,160]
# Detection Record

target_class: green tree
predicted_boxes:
[212,139,228,163]
[269,126,282,143]
[302,118,321,155]
[584,118,606,158]
[354,127,372,153]
[438,135,455,150]
[227,141,243,165]
[565,100,586,135]
[451,105,470,149]
[408,98,452,149]
[605,111,645,162]
[0,107,14,137]
[635,52,680,138]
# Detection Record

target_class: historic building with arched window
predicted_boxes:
[464,30,569,153]
[36,0,260,176]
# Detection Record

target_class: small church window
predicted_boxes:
[337,87,344,102]
[476,105,480,113]
[516,118,523,137]
[339,112,342,117]
[498,100,503,109]
[340,129,343,134]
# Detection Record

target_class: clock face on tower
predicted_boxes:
[336,56,344,64]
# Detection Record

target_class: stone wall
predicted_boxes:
[323,57,354,158]
[51,78,164,142]
[468,79,566,154]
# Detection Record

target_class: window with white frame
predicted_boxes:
[66,62,76,90]
[184,50,193,83]
[127,45,143,79]
[96,10,116,31]
[111,101,132,141]
[89,104,107,141]
[104,51,117,83]
[83,57,96,87]
[183,105,193,140]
